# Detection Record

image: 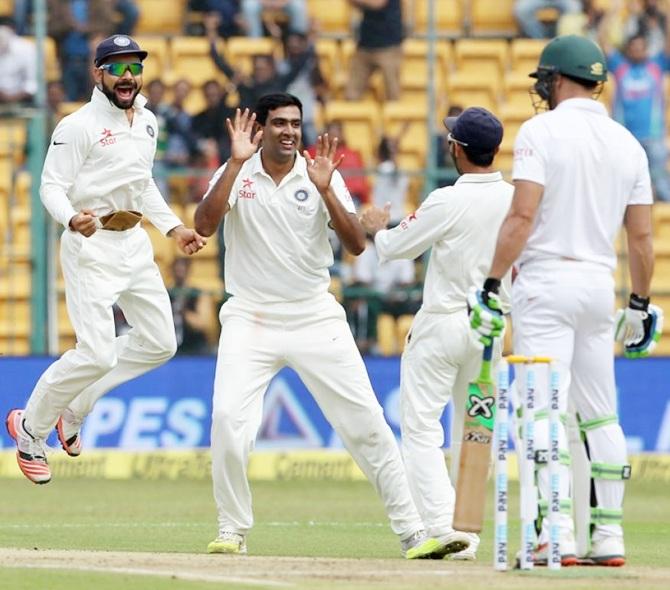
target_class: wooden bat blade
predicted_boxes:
[453,374,497,533]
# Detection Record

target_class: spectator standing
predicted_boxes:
[145,78,172,195]
[189,0,243,38]
[307,121,370,206]
[600,7,670,201]
[169,257,213,354]
[346,0,403,101]
[240,0,308,38]
[47,0,116,101]
[515,0,582,38]
[192,79,236,163]
[371,136,410,226]
[0,16,37,106]
[115,0,140,36]
[164,78,198,169]
[624,0,667,56]
[46,80,67,138]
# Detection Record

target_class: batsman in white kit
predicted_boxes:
[5,35,206,485]
[469,35,662,566]
[361,107,513,561]
[194,93,460,558]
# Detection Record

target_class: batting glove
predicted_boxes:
[468,279,505,347]
[614,294,664,358]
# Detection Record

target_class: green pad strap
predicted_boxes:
[591,507,623,524]
[538,499,573,517]
[591,462,632,480]
[534,409,568,425]
[579,414,618,432]
[534,449,571,467]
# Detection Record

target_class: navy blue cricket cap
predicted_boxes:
[443,107,504,153]
[94,35,148,67]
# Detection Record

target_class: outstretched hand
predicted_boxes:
[227,108,263,164]
[303,133,344,193]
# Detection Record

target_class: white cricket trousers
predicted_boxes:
[400,307,501,537]
[23,227,177,438]
[211,293,424,539]
[512,259,627,542]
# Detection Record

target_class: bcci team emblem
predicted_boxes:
[294,189,309,202]
[114,36,131,47]
[590,62,604,76]
[146,125,155,137]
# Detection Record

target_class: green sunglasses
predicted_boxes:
[99,62,144,76]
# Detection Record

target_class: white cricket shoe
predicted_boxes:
[524,529,577,567]
[400,530,443,559]
[424,528,471,559]
[207,531,247,554]
[584,535,625,567]
[449,532,479,561]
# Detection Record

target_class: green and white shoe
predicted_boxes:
[401,530,443,559]
[207,531,247,554]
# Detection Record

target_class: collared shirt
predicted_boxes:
[0,33,37,98]
[203,151,356,303]
[41,87,181,234]
[374,172,514,314]
[513,98,652,271]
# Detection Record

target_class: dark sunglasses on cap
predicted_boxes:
[99,62,144,76]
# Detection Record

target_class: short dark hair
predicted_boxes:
[254,93,303,126]
[463,148,495,167]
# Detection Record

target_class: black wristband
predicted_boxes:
[483,277,501,294]
[629,293,650,312]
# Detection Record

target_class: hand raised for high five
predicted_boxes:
[227,108,263,164]
[303,133,344,193]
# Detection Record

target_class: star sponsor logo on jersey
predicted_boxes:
[100,128,117,146]
[398,211,417,231]
[514,147,534,159]
[238,177,256,200]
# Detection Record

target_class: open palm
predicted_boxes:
[227,108,263,162]
[303,133,344,193]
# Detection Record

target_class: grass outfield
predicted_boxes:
[0,477,668,589]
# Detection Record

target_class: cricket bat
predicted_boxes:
[453,342,497,532]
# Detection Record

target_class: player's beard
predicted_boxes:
[100,79,141,110]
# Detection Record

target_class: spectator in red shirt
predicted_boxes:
[307,121,370,206]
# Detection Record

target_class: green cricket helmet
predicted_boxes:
[531,34,607,83]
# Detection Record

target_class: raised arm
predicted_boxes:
[194,108,262,237]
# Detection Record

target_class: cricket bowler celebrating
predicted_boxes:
[194,93,469,559]
[6,35,206,484]
[469,35,662,566]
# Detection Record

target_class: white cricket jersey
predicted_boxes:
[374,172,514,314]
[204,151,356,303]
[40,87,182,234]
[513,98,653,270]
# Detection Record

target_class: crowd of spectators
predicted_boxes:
[4,0,670,354]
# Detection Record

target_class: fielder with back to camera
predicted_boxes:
[360,106,513,561]
[5,35,206,485]
[194,92,470,559]
[469,35,663,566]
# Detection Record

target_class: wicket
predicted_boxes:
[494,355,562,571]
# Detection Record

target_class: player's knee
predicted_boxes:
[93,348,118,373]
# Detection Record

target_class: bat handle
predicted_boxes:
[483,342,494,362]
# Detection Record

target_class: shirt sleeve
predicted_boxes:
[202,161,240,209]
[140,178,183,235]
[328,170,356,218]
[512,120,546,186]
[374,189,457,263]
[628,144,654,205]
[39,116,91,228]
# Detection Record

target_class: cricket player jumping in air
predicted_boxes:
[469,35,662,566]
[6,35,206,485]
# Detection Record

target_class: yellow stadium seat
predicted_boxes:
[315,38,341,84]
[0,156,14,194]
[376,313,414,356]
[307,0,352,35]
[470,0,518,36]
[26,36,61,82]
[323,100,381,164]
[0,335,31,355]
[0,120,27,161]
[503,70,535,109]
[499,102,534,139]
[225,36,279,78]
[135,0,187,35]
[651,246,670,291]
[510,38,548,74]
[143,221,176,269]
[446,71,499,114]
[133,36,169,84]
[400,38,450,97]
[412,0,464,36]
[654,203,670,241]
[168,36,222,87]
[382,100,429,163]
[454,39,509,91]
